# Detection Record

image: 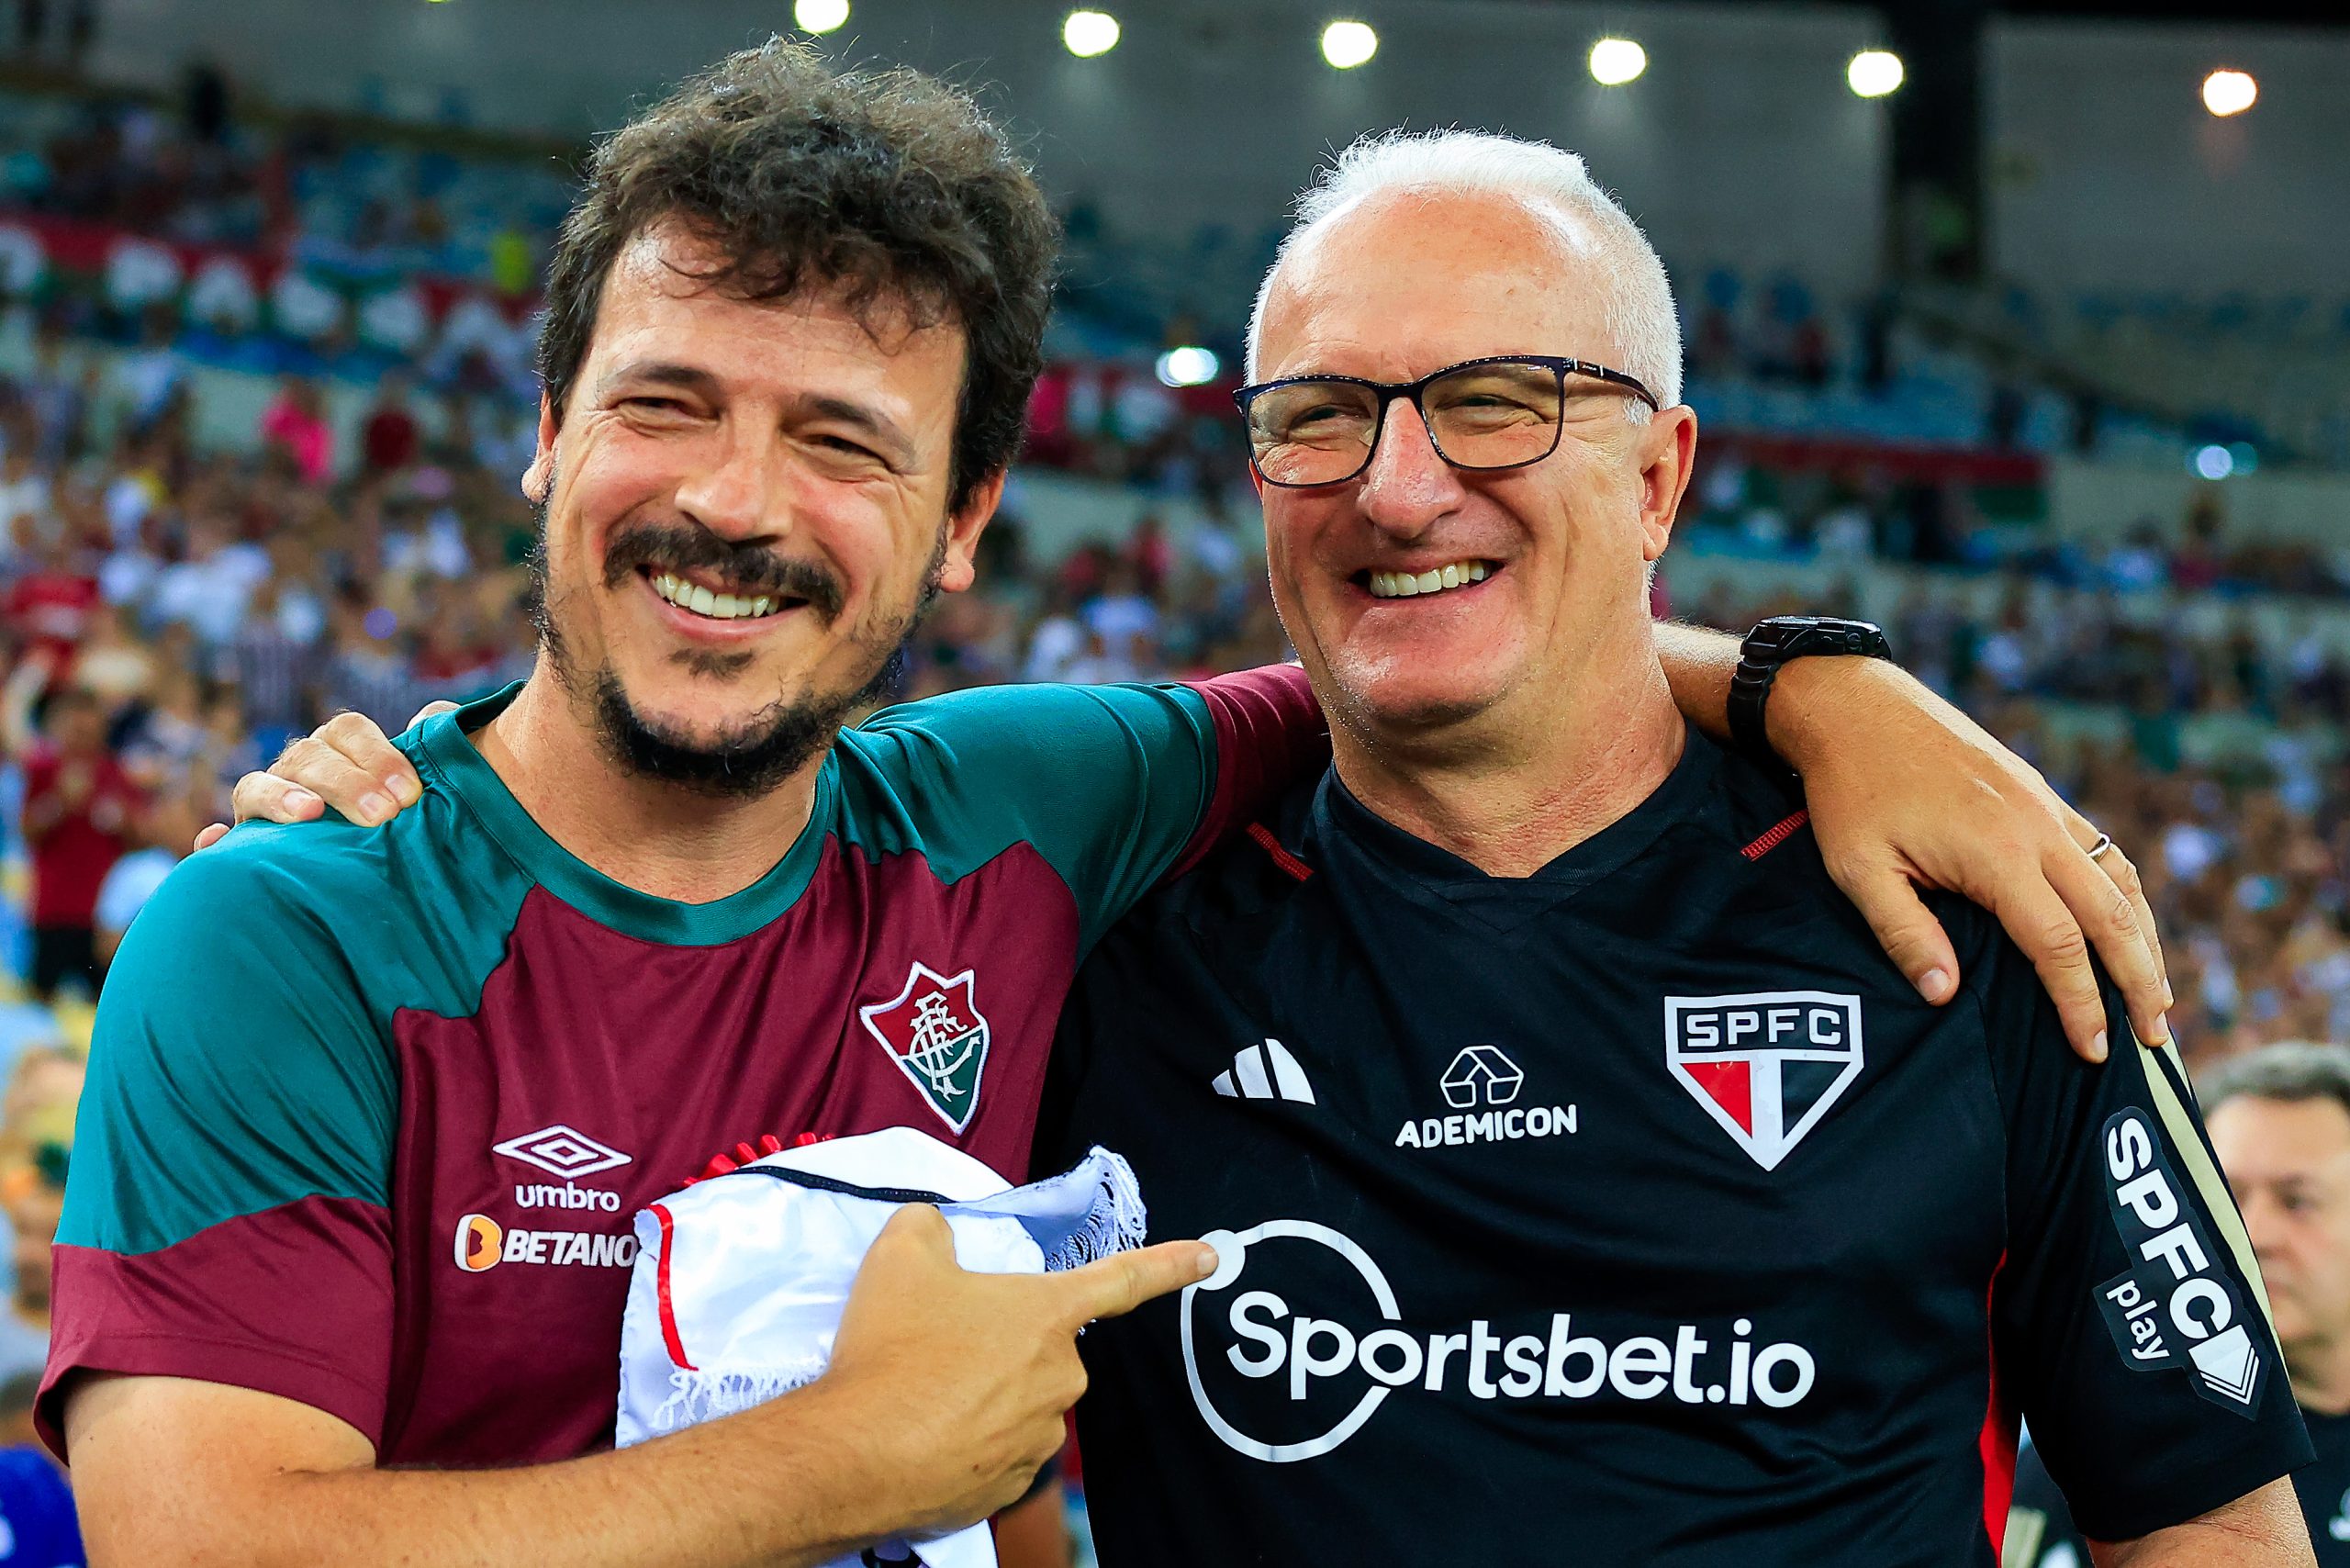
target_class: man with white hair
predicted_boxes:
[1042,130,2314,1565]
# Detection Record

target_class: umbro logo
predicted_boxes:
[1213,1039,1317,1105]
[491,1124,633,1182]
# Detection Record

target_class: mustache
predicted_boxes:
[601,521,846,623]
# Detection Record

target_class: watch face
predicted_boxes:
[1750,618,1886,664]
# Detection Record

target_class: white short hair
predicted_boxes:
[1247,129,1683,417]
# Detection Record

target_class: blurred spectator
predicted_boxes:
[8,676,139,1002]
[0,1373,82,1567]
[4,539,93,675]
[95,767,200,969]
[323,600,422,730]
[0,1046,76,1386]
[257,376,332,485]
[0,1043,85,1566]
[362,372,422,476]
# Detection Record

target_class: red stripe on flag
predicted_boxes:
[651,1203,696,1372]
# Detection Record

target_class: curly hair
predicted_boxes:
[537,39,1058,513]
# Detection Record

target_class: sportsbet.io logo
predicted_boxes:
[1180,1219,1818,1463]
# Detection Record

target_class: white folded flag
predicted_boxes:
[616,1126,1147,1568]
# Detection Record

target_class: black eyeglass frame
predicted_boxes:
[1232,353,1665,488]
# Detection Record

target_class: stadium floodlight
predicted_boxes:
[1847,50,1904,98]
[2202,69,2257,117]
[1321,20,1378,70]
[795,0,850,35]
[1588,38,1646,87]
[1156,346,1221,387]
[2191,443,2234,480]
[1063,10,1120,57]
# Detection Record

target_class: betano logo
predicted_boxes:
[1181,1219,1816,1463]
[454,1213,503,1273]
[453,1212,638,1273]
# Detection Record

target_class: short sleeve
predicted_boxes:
[854,666,1322,953]
[1962,908,2311,1541]
[39,834,401,1457]
[2005,1438,2093,1567]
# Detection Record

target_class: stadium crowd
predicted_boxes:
[0,326,2333,1060]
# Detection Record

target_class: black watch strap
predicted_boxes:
[1726,617,1891,771]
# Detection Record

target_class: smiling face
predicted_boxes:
[524,222,998,793]
[1250,191,1692,745]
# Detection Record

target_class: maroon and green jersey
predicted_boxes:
[40,668,1319,1464]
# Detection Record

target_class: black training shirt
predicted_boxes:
[1040,728,2309,1566]
[2010,1406,2350,1563]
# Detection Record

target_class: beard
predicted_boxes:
[529,488,944,800]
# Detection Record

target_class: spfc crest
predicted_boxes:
[861,963,991,1134]
[1664,991,1864,1171]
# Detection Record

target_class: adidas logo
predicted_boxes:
[1213,1039,1316,1105]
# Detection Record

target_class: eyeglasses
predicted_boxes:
[1233,354,1663,489]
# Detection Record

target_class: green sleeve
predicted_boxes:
[847,681,1218,952]
[61,824,400,1255]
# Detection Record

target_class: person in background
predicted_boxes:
[0,1046,85,1568]
[62,605,152,715]
[0,1370,81,1568]
[6,677,140,1002]
[0,1049,76,1372]
[0,451,51,543]
[359,372,421,477]
[3,538,95,678]
[319,598,420,732]
[93,768,203,972]
[256,376,332,485]
[2009,1041,2350,1565]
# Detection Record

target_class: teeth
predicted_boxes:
[1367,561,1490,600]
[650,573,786,621]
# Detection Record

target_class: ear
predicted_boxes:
[933,469,1007,596]
[520,392,558,504]
[1635,405,1698,564]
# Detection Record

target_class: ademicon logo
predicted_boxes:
[1181,1219,1818,1462]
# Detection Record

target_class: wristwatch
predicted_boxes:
[1727,616,1892,771]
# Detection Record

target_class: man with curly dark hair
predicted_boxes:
[45,41,1232,1568]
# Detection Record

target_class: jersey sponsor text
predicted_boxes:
[1181,1218,1813,1464]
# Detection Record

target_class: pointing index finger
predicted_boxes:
[1050,1239,1219,1327]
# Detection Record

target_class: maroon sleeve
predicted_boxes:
[38,1196,397,1457]
[1170,664,1327,879]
